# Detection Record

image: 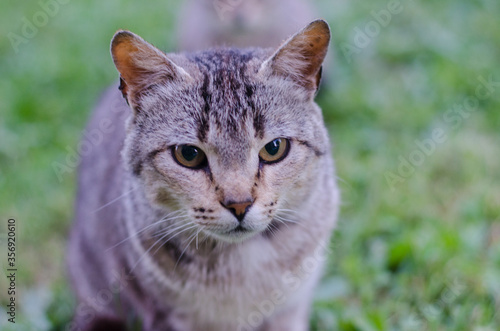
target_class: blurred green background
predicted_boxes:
[1,0,499,330]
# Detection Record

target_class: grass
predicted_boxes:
[1,0,499,330]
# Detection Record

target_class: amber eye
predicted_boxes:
[173,145,207,169]
[259,138,290,164]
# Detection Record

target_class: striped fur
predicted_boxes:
[68,20,339,331]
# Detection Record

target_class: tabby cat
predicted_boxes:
[68,19,339,331]
[177,0,316,50]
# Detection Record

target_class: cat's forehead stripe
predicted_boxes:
[197,71,211,142]
[192,50,263,141]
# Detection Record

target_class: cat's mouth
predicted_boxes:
[229,225,249,234]
[205,224,256,243]
[223,224,253,239]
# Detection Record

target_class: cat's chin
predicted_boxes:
[205,226,260,243]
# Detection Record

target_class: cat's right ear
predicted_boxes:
[110,30,191,109]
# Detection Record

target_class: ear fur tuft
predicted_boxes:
[261,19,331,92]
[110,30,189,108]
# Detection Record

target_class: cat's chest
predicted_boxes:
[144,239,311,324]
[173,255,297,327]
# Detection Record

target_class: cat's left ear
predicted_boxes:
[259,19,330,94]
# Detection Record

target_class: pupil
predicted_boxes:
[265,139,280,155]
[182,146,198,161]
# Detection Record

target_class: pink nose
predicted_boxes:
[221,200,253,222]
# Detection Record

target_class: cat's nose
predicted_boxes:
[221,199,253,222]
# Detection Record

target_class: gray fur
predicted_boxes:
[68,20,339,331]
[177,0,317,51]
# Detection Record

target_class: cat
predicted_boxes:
[176,0,317,51]
[67,19,339,331]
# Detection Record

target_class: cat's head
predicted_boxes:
[111,20,331,243]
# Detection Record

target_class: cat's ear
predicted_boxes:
[110,30,191,108]
[259,19,330,93]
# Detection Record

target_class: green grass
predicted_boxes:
[1,0,499,330]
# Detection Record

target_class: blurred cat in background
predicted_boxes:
[177,0,317,50]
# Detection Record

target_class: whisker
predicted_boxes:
[275,216,299,225]
[105,210,188,251]
[130,224,197,273]
[92,187,138,214]
[196,231,211,249]
[151,221,192,239]
[195,227,202,250]
[276,208,301,216]
[273,217,291,229]
[274,215,318,243]
[106,212,173,251]
[150,223,197,257]
[274,215,310,231]
[174,230,199,271]
[145,215,191,239]
[335,175,350,186]
[265,222,279,239]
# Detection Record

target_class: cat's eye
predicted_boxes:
[173,145,207,169]
[259,138,290,164]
